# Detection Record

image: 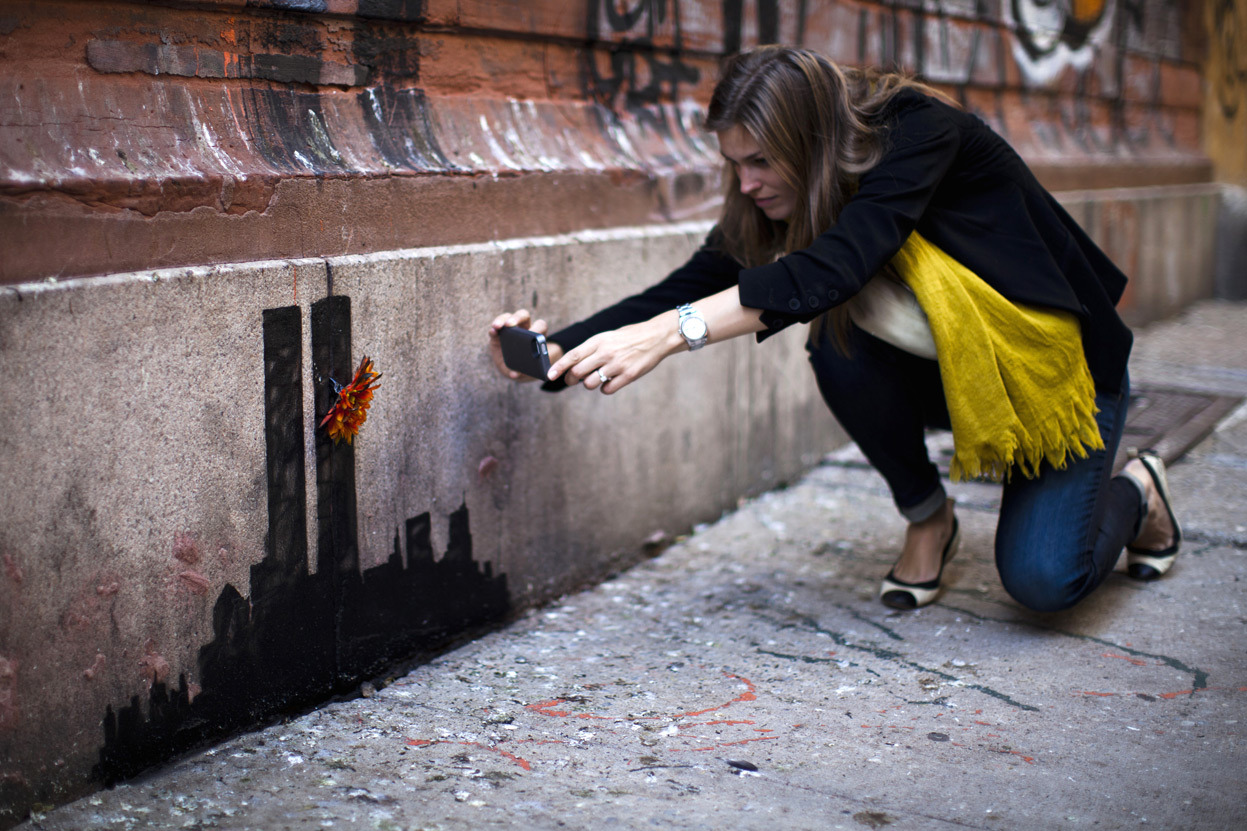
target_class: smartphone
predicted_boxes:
[498,326,551,380]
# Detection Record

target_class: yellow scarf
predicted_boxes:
[890,232,1104,482]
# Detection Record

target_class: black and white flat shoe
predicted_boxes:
[879,517,961,610]
[1126,451,1182,581]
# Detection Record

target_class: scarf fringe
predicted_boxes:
[949,392,1104,482]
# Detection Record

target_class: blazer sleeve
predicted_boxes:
[737,93,961,339]
[538,231,741,391]
[545,231,742,352]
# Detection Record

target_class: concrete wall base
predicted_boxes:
[1056,183,1223,326]
[0,222,841,825]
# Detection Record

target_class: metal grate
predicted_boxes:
[1114,386,1244,471]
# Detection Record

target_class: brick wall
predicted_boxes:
[0,0,1212,285]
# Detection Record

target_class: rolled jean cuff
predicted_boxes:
[900,486,947,523]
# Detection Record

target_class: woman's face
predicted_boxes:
[717,124,797,222]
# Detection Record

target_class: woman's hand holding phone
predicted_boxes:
[488,309,564,382]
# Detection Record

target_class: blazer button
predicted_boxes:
[788,298,802,311]
[808,296,820,308]
[828,289,839,301]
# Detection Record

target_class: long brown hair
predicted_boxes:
[705,46,955,346]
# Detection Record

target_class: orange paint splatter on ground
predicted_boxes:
[1078,690,1117,697]
[1159,689,1196,699]
[526,700,570,717]
[674,736,780,753]
[527,671,760,722]
[675,672,757,718]
[699,719,754,726]
[405,739,544,771]
[1102,652,1149,666]
[525,700,612,720]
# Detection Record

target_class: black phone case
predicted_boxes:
[499,326,551,380]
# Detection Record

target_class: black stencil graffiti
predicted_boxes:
[722,0,782,54]
[583,0,701,111]
[95,298,509,783]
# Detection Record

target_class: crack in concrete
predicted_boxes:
[939,603,1210,691]
[754,648,882,678]
[741,603,1042,712]
[841,604,906,641]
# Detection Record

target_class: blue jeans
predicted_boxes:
[808,326,1140,612]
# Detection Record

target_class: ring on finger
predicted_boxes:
[596,368,611,385]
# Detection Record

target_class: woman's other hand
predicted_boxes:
[488,310,564,381]
[548,314,681,394]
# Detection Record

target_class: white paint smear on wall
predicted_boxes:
[1009,0,1117,86]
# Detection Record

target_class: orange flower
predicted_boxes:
[319,355,382,445]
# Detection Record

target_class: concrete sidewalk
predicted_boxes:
[22,301,1247,831]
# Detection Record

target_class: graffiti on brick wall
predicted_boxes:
[583,0,700,110]
[1214,0,1246,120]
[95,296,509,784]
[1012,0,1111,62]
[1007,0,1115,85]
[583,0,792,110]
[722,0,781,54]
[1002,0,1180,151]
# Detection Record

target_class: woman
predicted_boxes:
[488,46,1180,613]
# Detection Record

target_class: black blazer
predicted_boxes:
[549,89,1132,393]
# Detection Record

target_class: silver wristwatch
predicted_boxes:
[676,303,708,351]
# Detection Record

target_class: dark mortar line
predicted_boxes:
[743,605,1039,712]
[158,3,719,63]
[939,602,1210,691]
[419,23,727,60]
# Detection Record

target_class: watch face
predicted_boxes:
[682,317,708,340]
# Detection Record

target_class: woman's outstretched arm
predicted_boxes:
[547,285,766,394]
